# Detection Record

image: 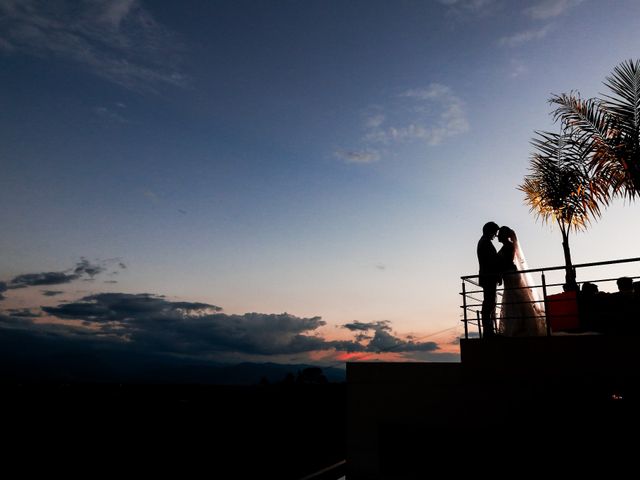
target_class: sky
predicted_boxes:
[2,0,640,369]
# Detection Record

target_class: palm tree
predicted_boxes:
[550,59,640,200]
[519,130,608,289]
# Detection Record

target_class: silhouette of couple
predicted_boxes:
[477,222,545,338]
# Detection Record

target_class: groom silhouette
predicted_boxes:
[477,221,501,338]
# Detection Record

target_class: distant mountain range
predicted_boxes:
[158,361,346,384]
[0,327,345,384]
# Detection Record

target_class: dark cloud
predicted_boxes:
[41,290,64,297]
[342,320,392,332]
[0,313,36,328]
[43,293,222,322]
[367,328,438,353]
[341,320,438,354]
[328,340,366,352]
[40,293,337,357]
[354,333,373,342]
[5,290,440,361]
[105,258,127,275]
[7,308,41,318]
[74,258,105,277]
[171,301,223,311]
[9,271,80,288]
[0,282,6,301]
[6,258,112,291]
[43,300,112,321]
[104,280,118,284]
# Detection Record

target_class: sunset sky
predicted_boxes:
[2,0,640,368]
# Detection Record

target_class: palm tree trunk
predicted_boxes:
[560,229,577,290]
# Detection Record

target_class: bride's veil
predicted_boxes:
[513,237,545,314]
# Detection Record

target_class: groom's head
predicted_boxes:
[482,221,499,237]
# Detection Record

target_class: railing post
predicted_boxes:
[461,280,469,339]
[541,271,551,336]
[476,310,482,339]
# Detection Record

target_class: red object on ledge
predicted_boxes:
[546,290,579,331]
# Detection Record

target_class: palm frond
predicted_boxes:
[519,130,608,233]
[601,59,640,121]
[550,93,614,149]
[550,60,640,199]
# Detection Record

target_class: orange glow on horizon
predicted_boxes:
[336,352,374,362]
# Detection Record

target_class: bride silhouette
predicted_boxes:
[497,226,546,337]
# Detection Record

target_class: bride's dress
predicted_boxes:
[498,238,546,337]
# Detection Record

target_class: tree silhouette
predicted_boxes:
[550,59,640,201]
[520,130,607,288]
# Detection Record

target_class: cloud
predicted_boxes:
[6,308,41,318]
[343,320,392,332]
[354,332,373,342]
[99,0,136,27]
[393,84,470,145]
[337,83,469,162]
[4,258,113,292]
[9,271,80,288]
[41,290,64,297]
[74,258,106,277]
[341,320,438,354]
[375,84,469,145]
[41,292,337,356]
[437,0,497,15]
[28,291,440,360]
[368,328,438,353]
[524,0,584,20]
[0,0,186,91]
[43,292,222,322]
[335,149,380,164]
[498,25,551,47]
[0,312,36,329]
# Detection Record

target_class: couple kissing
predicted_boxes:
[477,221,545,338]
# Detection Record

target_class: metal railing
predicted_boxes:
[460,257,640,339]
[299,460,346,480]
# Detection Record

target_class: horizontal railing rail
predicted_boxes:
[299,460,346,480]
[461,256,640,280]
[460,257,640,339]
